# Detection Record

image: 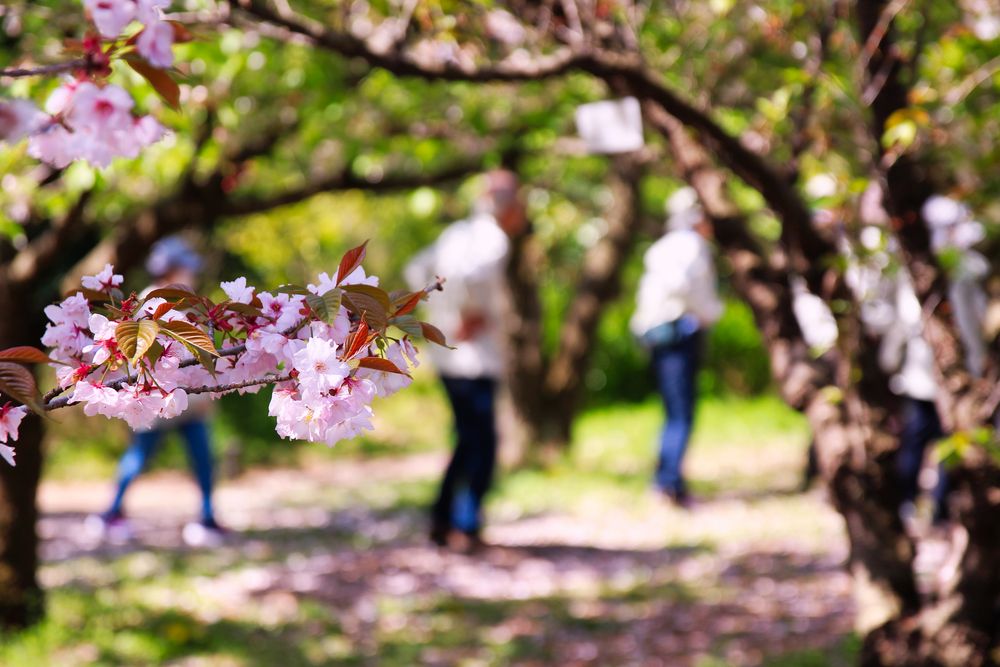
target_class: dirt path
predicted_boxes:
[37,453,856,666]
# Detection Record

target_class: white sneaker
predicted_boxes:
[85,512,133,543]
[182,520,226,548]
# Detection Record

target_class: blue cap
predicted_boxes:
[146,236,203,278]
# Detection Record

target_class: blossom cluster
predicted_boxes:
[0,0,179,167]
[0,404,28,467]
[0,244,445,466]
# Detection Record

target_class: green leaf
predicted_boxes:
[226,302,265,318]
[0,361,43,413]
[146,340,166,367]
[389,314,422,337]
[116,320,161,364]
[277,284,311,296]
[159,320,219,357]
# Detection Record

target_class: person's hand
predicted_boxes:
[455,311,487,341]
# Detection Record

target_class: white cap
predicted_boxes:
[665,187,701,232]
[923,195,967,228]
[922,195,984,251]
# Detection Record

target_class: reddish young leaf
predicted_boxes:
[124,56,181,109]
[167,21,194,43]
[344,320,371,360]
[341,286,389,331]
[149,301,178,320]
[0,347,52,365]
[0,361,42,413]
[393,291,424,317]
[356,356,411,377]
[336,240,369,286]
[144,284,198,301]
[420,322,453,348]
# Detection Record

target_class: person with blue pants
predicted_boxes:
[104,420,218,528]
[630,188,722,505]
[651,320,703,500]
[405,170,528,549]
[92,236,224,543]
[432,377,498,538]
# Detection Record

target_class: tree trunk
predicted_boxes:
[502,156,645,459]
[0,281,44,628]
[658,107,931,650]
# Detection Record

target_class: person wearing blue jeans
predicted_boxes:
[630,188,722,506]
[897,397,949,523]
[405,170,528,549]
[431,377,498,540]
[652,328,703,501]
[104,420,218,528]
[92,236,225,543]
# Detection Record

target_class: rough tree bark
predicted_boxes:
[504,154,645,456]
[855,2,1000,663]
[658,108,921,636]
[0,280,44,628]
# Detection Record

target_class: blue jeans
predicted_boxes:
[433,377,498,534]
[108,420,216,522]
[897,397,949,518]
[652,330,703,494]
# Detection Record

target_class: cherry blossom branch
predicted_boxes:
[43,373,293,412]
[41,316,306,408]
[0,59,89,79]
[182,373,292,396]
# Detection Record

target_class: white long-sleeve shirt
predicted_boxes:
[629,230,723,337]
[882,255,988,401]
[404,213,509,379]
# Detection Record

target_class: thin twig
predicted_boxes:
[1,59,88,78]
[184,373,291,395]
[944,54,1000,106]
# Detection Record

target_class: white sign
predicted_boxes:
[574,97,645,154]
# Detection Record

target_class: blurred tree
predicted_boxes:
[227,0,1000,663]
[0,0,499,626]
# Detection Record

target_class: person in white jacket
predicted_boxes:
[630,188,723,504]
[404,171,527,548]
[882,195,989,523]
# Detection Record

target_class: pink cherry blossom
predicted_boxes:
[0,404,28,444]
[28,83,166,168]
[42,293,94,356]
[27,124,76,169]
[83,0,136,38]
[81,263,124,292]
[293,338,349,400]
[136,0,171,24]
[137,19,175,68]
[221,277,255,304]
[83,313,119,365]
[0,99,45,144]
